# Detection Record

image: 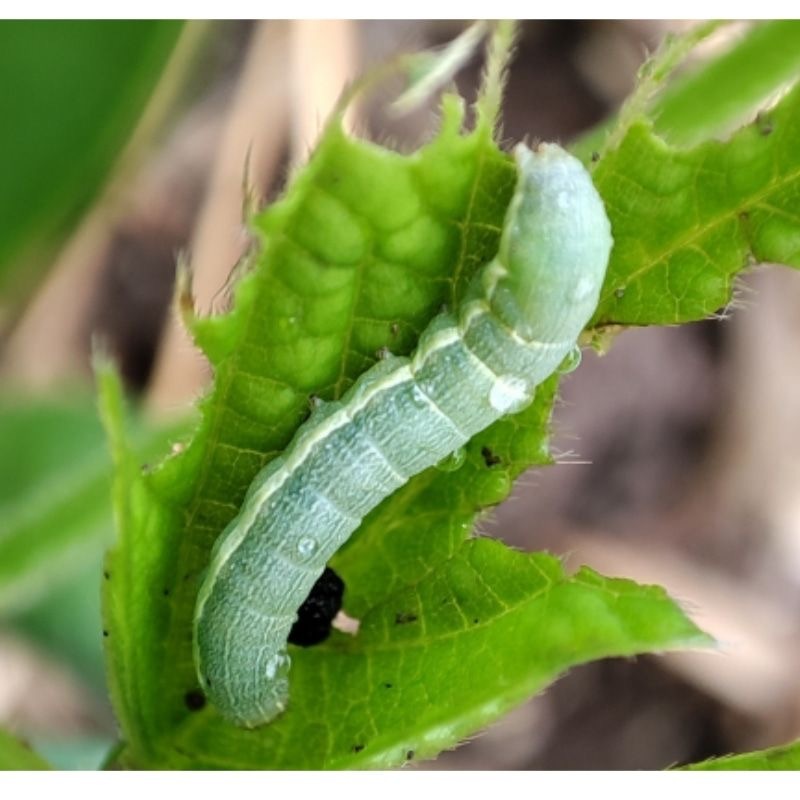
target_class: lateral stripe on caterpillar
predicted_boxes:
[193,142,613,728]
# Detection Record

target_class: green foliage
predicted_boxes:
[4,20,800,770]
[0,20,183,311]
[0,396,115,614]
[0,729,51,771]
[101,100,590,768]
[591,81,800,327]
[12,556,108,695]
[163,543,707,769]
[99,40,725,768]
[654,21,800,146]
[30,737,116,771]
[685,739,800,770]
[571,21,800,159]
[0,393,189,692]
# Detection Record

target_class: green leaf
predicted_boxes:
[0,20,183,310]
[590,80,800,327]
[161,541,708,769]
[654,21,800,147]
[0,394,114,614]
[0,729,51,770]
[101,98,526,767]
[102,71,709,764]
[684,739,800,770]
[571,21,800,163]
[12,555,107,695]
[0,393,184,614]
[29,737,115,771]
[0,392,188,693]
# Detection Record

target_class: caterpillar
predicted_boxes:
[193,142,614,728]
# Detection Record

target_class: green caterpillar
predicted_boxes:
[193,142,613,728]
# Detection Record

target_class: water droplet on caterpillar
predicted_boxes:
[614,286,626,299]
[571,276,595,303]
[436,447,466,472]
[297,537,318,559]
[264,652,290,681]
[488,375,530,414]
[558,344,582,374]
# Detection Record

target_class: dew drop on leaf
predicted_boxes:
[558,344,582,374]
[436,447,466,472]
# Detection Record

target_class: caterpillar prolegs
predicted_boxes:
[193,143,614,728]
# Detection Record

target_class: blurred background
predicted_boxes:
[2,19,800,770]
